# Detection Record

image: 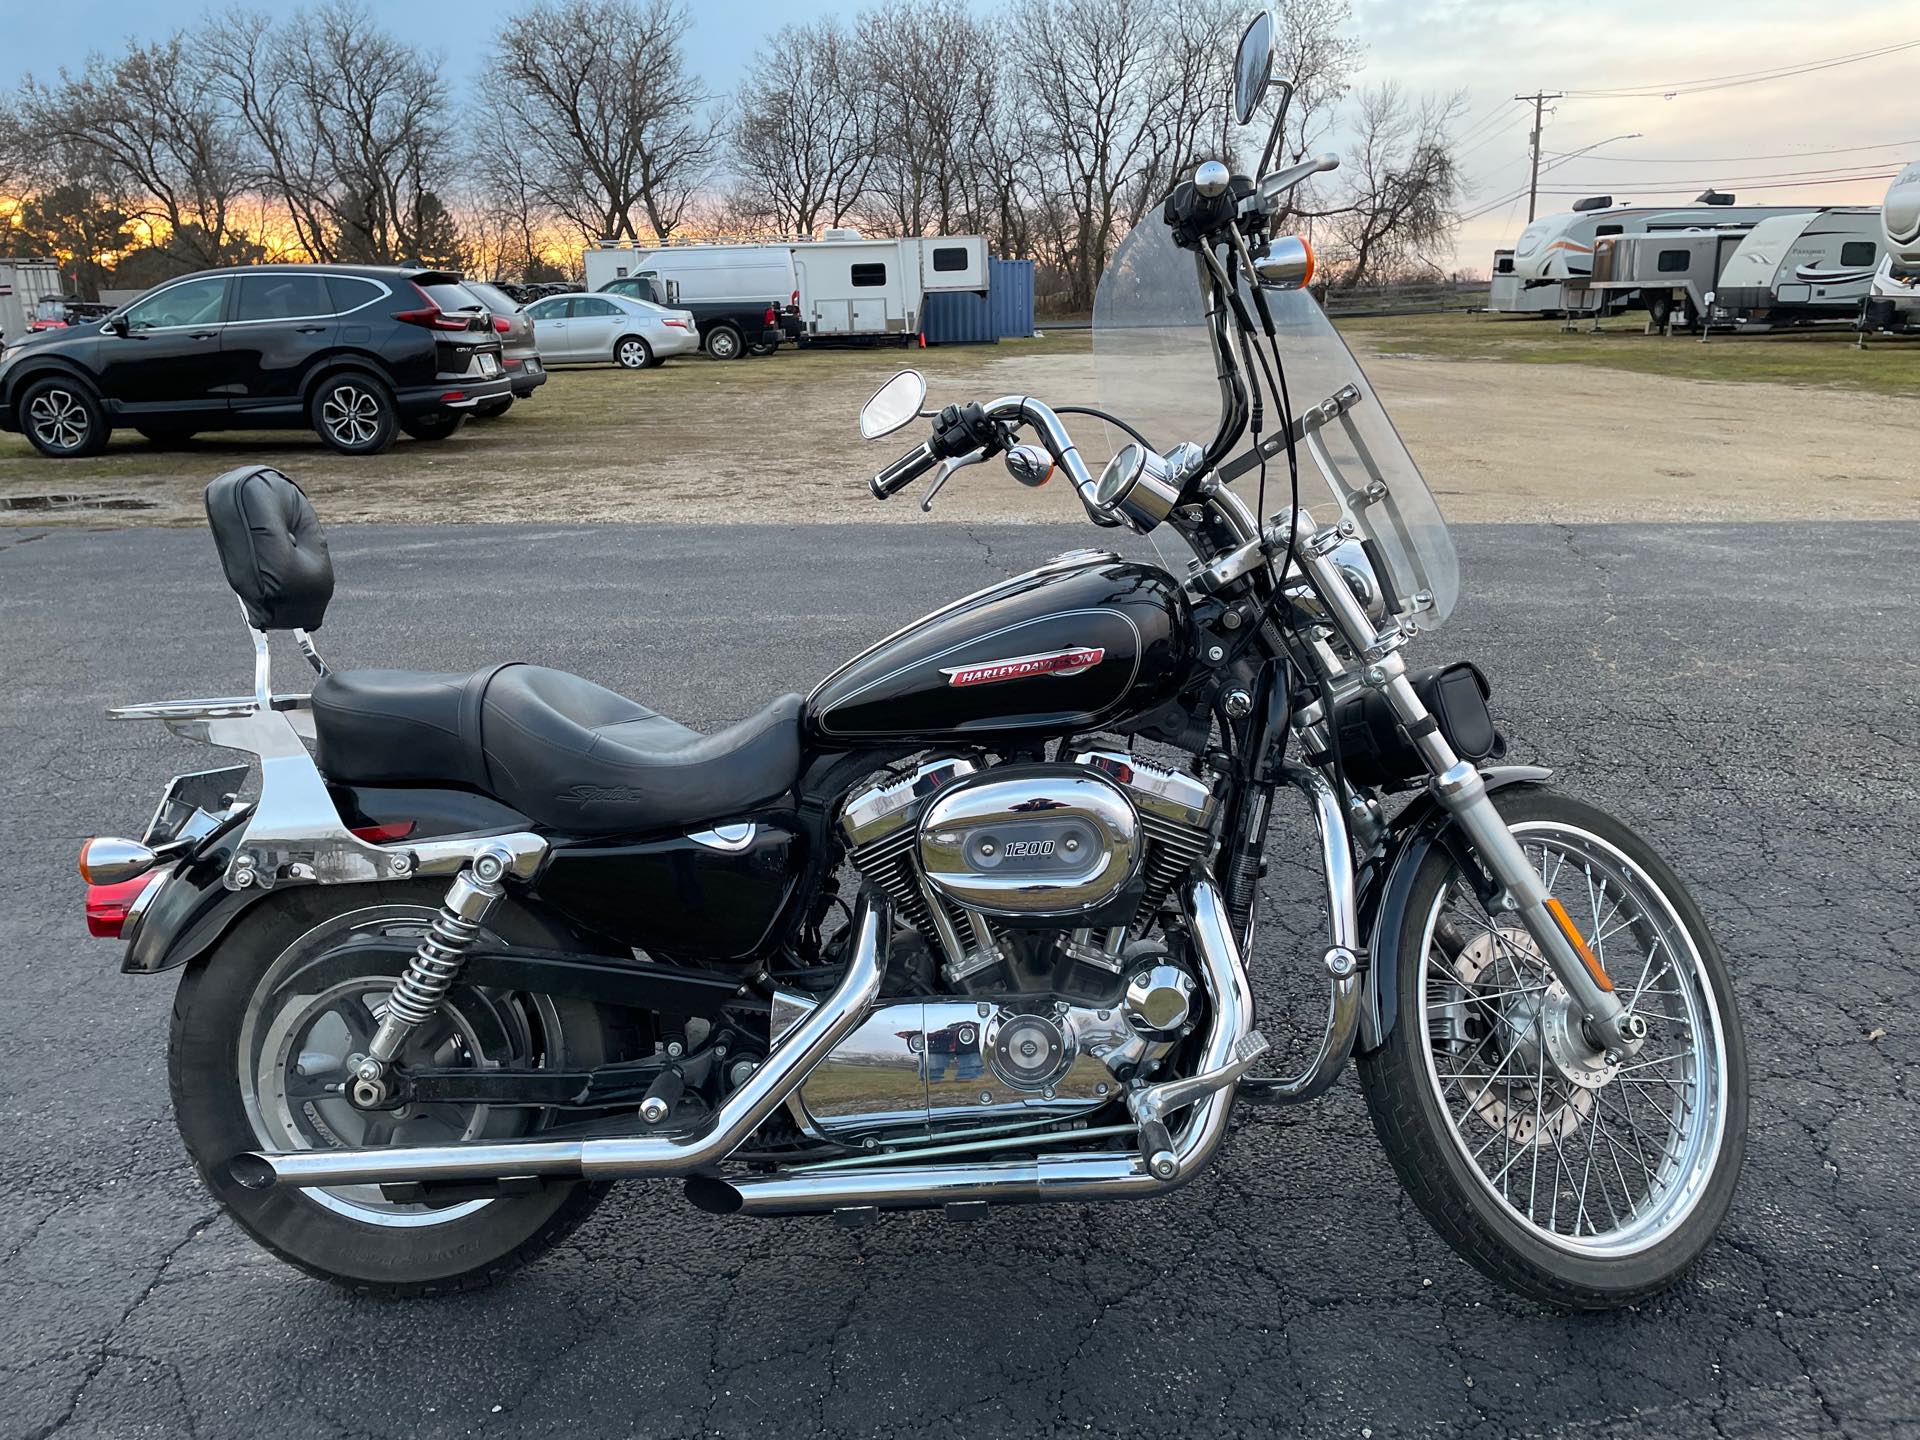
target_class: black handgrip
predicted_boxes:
[871,440,939,499]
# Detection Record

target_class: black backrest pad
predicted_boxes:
[204,466,334,631]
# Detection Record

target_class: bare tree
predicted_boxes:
[1320,84,1464,289]
[1011,0,1183,309]
[465,102,560,278]
[494,0,717,244]
[206,4,456,264]
[857,1,996,237]
[17,34,255,269]
[729,19,875,237]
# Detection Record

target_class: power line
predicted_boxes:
[1532,160,1909,187]
[1541,138,1920,164]
[1531,172,1899,195]
[1561,40,1920,99]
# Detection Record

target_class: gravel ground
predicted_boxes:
[3,331,1914,528]
[0,519,1914,1439]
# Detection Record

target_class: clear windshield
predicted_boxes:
[1092,216,1459,631]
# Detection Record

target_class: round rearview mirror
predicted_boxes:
[859,369,927,439]
[1234,10,1275,127]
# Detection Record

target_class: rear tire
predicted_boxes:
[615,335,654,369]
[20,378,109,458]
[1358,788,1746,1310]
[400,412,466,442]
[135,425,199,448]
[310,372,396,455]
[169,885,636,1295]
[703,324,743,360]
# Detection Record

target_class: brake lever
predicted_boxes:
[920,448,990,512]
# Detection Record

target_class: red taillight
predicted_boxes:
[493,316,511,333]
[393,284,474,332]
[86,873,163,939]
[662,318,688,329]
[765,306,776,325]
[350,821,417,844]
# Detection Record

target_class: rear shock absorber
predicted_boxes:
[354,846,515,1101]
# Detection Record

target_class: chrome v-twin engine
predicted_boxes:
[840,751,1216,988]
[792,752,1220,1146]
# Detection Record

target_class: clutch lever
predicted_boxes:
[920,447,990,512]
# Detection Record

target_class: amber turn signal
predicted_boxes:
[78,836,158,887]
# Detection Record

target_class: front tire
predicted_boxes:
[169,885,631,1295]
[1359,788,1746,1309]
[21,378,109,457]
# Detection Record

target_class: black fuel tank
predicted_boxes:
[807,553,1191,746]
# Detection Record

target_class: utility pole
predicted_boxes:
[1514,91,1563,222]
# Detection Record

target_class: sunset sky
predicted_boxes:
[6,0,1914,273]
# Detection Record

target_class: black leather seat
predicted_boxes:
[311,663,803,834]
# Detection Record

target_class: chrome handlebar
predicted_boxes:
[869,393,1117,526]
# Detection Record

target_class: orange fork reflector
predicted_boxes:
[1546,898,1613,991]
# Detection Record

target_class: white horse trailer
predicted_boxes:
[0,259,63,342]
[1491,199,1808,314]
[792,232,988,342]
[582,242,799,309]
[1707,208,1883,329]
[1864,161,1920,334]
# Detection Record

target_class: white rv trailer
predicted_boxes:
[792,231,989,342]
[1492,198,1809,314]
[1864,160,1920,333]
[581,233,990,343]
[1706,208,1883,330]
[0,258,64,342]
[1488,249,1560,312]
[582,242,799,309]
[1585,225,1765,332]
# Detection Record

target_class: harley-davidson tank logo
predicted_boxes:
[941,646,1106,688]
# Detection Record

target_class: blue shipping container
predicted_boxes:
[921,258,1035,344]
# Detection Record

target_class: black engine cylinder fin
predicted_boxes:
[1138,811,1212,918]
[849,829,937,939]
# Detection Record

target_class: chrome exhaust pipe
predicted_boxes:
[228,896,890,1192]
[689,877,1256,1219]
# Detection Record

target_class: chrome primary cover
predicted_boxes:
[917,767,1140,918]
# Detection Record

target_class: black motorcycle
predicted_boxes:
[79,15,1743,1307]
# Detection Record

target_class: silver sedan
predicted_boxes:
[520,291,700,368]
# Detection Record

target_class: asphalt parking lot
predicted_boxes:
[1,518,1914,1439]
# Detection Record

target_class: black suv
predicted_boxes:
[0,264,511,458]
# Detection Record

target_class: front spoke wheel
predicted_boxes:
[1360,788,1746,1308]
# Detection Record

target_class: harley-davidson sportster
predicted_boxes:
[80,15,1743,1307]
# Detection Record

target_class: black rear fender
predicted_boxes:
[122,783,532,976]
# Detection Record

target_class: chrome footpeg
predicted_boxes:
[1129,1029,1270,1179]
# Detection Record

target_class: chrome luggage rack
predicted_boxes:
[109,617,545,893]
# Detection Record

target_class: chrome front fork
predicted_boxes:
[1293,533,1644,1057]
